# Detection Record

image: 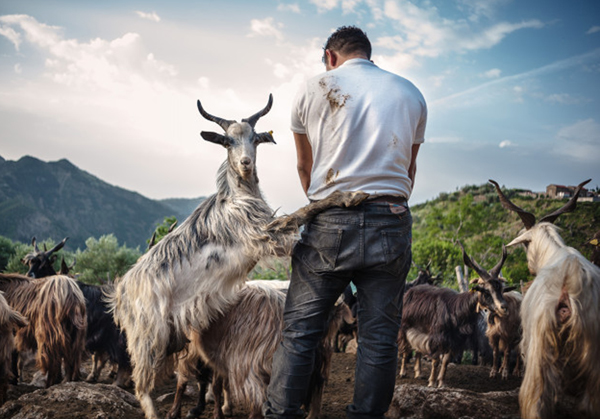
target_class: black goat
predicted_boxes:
[398,243,509,387]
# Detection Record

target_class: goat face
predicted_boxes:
[459,241,509,317]
[471,277,508,317]
[21,237,68,278]
[198,95,275,182]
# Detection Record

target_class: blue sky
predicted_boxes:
[0,0,598,213]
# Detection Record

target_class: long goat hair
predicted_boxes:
[398,243,509,388]
[168,282,340,419]
[0,291,27,405]
[108,95,368,419]
[0,273,86,387]
[491,179,600,419]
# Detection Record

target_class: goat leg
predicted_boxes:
[211,375,225,419]
[166,375,189,419]
[267,191,370,233]
[428,356,438,387]
[437,353,451,388]
[414,352,423,379]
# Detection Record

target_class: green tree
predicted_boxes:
[148,216,178,248]
[0,236,16,272]
[74,234,141,284]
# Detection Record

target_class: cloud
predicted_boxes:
[499,140,514,148]
[481,68,501,78]
[555,119,600,162]
[380,0,544,58]
[248,17,284,41]
[587,26,600,35]
[0,24,21,50]
[14,63,22,74]
[135,11,161,22]
[277,3,301,13]
[433,48,600,108]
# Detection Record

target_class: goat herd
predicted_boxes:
[0,96,598,419]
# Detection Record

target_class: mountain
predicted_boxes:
[0,155,204,250]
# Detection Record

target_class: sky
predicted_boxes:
[0,0,599,214]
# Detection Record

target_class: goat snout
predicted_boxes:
[240,157,252,167]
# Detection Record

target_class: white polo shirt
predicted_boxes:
[291,58,427,201]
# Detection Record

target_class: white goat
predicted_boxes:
[109,95,367,419]
[491,179,600,419]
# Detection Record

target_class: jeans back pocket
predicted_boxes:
[298,224,343,273]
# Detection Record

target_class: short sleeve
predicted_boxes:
[414,101,427,144]
[290,85,307,134]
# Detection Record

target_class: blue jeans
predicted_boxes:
[264,202,412,419]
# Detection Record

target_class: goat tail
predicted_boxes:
[35,275,87,385]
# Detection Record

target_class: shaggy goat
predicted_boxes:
[167,282,344,419]
[0,273,86,387]
[490,179,600,419]
[485,290,522,379]
[398,243,509,387]
[0,292,27,405]
[21,240,131,387]
[109,95,368,419]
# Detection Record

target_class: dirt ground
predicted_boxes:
[4,351,527,419]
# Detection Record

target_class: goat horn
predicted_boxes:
[48,237,68,255]
[458,241,490,280]
[538,179,591,225]
[489,179,536,229]
[489,244,507,279]
[197,100,235,132]
[242,94,273,128]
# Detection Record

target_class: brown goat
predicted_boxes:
[0,273,86,387]
[485,290,522,379]
[0,292,27,404]
[167,283,340,419]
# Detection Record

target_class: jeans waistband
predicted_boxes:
[365,195,408,206]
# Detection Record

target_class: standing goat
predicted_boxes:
[0,273,86,387]
[167,282,343,419]
[398,243,509,387]
[109,95,367,419]
[485,290,522,379]
[490,179,600,419]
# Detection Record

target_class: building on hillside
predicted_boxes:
[546,184,599,201]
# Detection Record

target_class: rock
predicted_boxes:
[0,382,141,419]
[386,384,520,419]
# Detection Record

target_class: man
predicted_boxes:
[264,26,427,419]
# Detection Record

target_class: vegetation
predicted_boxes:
[1,184,597,288]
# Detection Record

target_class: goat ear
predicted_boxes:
[201,131,231,147]
[255,131,276,145]
[504,285,517,293]
[507,231,532,247]
[469,277,484,285]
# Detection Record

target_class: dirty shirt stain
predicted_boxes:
[319,76,351,112]
[326,168,340,186]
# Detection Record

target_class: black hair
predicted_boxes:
[322,26,372,63]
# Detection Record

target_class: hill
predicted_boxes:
[409,183,600,286]
[0,155,204,250]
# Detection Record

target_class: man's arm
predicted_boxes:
[294,132,313,195]
[408,143,420,187]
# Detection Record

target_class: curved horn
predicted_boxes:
[48,237,68,255]
[197,100,235,132]
[489,245,507,279]
[32,237,39,252]
[489,179,536,229]
[539,179,591,224]
[242,94,273,128]
[458,241,490,280]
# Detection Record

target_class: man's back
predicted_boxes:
[292,58,427,201]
